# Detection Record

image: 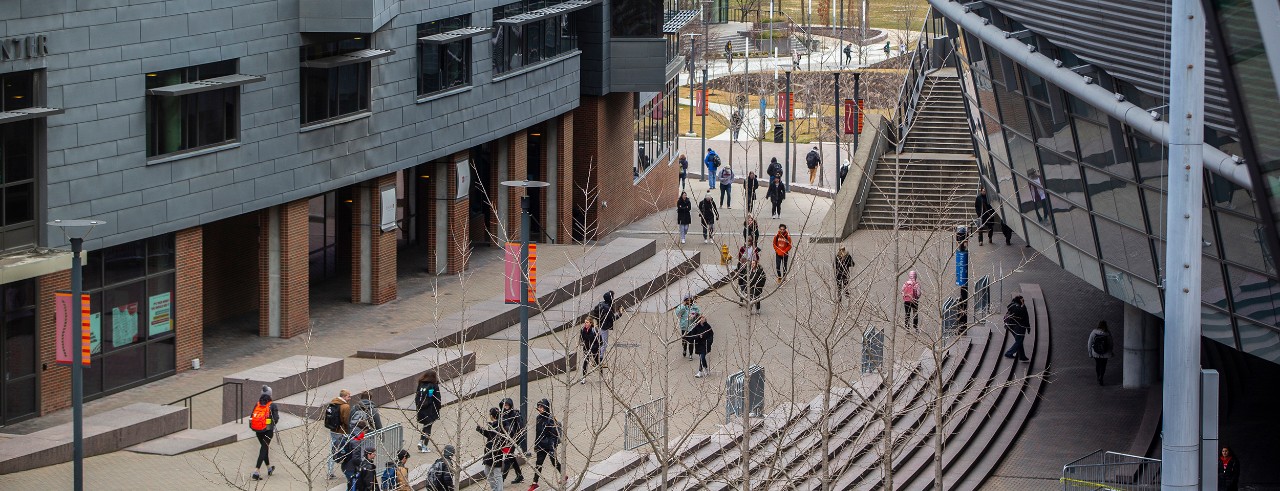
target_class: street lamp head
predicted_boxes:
[500,180,551,189]
[47,219,105,241]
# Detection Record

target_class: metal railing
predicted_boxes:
[1061,450,1161,490]
[891,11,949,151]
[168,381,243,429]
[624,398,666,451]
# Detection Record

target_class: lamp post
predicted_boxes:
[48,218,104,491]
[499,180,548,448]
[684,33,702,137]
[834,71,841,192]
[778,63,793,190]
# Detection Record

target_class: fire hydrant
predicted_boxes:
[720,244,732,266]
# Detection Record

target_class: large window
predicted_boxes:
[610,0,661,37]
[145,60,242,158]
[81,235,177,398]
[492,0,579,75]
[0,71,40,252]
[418,15,474,96]
[301,36,382,125]
[634,79,678,180]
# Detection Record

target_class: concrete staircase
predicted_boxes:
[860,73,979,230]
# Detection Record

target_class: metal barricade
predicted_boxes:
[974,275,991,316]
[725,365,765,423]
[365,423,405,478]
[942,296,959,336]
[624,398,666,451]
[861,328,884,373]
[1061,450,1161,490]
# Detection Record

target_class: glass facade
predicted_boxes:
[145,60,239,157]
[950,5,1280,362]
[300,36,372,125]
[0,278,36,424]
[417,15,473,96]
[634,78,678,180]
[0,71,40,252]
[491,0,580,76]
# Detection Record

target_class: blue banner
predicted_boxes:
[955,250,969,286]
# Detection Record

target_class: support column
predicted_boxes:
[351,175,398,304]
[38,270,71,415]
[427,156,471,274]
[552,113,574,243]
[496,140,510,244]
[259,199,309,338]
[507,131,529,236]
[1123,303,1161,389]
[174,227,204,372]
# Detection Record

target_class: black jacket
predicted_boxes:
[499,398,526,451]
[806,150,820,169]
[685,319,714,355]
[835,254,854,280]
[698,198,718,224]
[580,325,601,353]
[534,412,560,451]
[748,265,766,298]
[676,197,692,225]
[766,180,786,203]
[743,221,760,244]
[974,194,994,225]
[476,422,503,466]
[415,381,441,425]
[767,160,783,179]
[745,176,760,200]
[1219,456,1241,489]
[592,292,620,330]
[426,457,455,491]
[351,453,378,491]
[1005,301,1030,335]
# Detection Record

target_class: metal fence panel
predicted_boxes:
[726,365,765,423]
[1061,450,1161,490]
[861,328,884,373]
[941,296,958,336]
[367,423,404,478]
[624,398,666,451]
[747,366,765,417]
[974,275,991,315]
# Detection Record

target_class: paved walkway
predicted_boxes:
[676,136,850,191]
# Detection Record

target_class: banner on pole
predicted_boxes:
[694,89,708,116]
[844,98,865,134]
[504,242,537,304]
[55,292,91,366]
[776,91,795,122]
[955,250,969,287]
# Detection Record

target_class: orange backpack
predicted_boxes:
[250,402,272,431]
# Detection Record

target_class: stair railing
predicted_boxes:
[168,381,243,430]
[891,11,948,152]
[1061,450,1161,490]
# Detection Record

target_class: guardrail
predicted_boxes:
[169,381,243,429]
[1061,450,1161,490]
[890,11,950,151]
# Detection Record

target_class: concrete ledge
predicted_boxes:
[222,355,345,424]
[387,348,578,411]
[275,348,475,419]
[0,403,187,474]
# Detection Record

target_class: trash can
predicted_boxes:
[773,123,784,143]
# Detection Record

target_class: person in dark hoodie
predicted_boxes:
[349,390,383,431]
[415,370,442,453]
[675,191,692,245]
[426,445,456,491]
[528,399,563,490]
[698,192,719,243]
[974,188,995,245]
[578,317,602,384]
[685,314,715,378]
[591,291,622,367]
[350,446,379,491]
[765,176,786,219]
[476,408,505,491]
[744,171,760,213]
[498,398,526,483]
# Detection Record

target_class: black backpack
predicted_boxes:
[711,153,722,167]
[1092,333,1112,355]
[324,402,344,432]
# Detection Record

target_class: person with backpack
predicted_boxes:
[676,191,692,244]
[498,398,526,484]
[717,165,735,208]
[591,291,621,366]
[350,391,383,432]
[476,408,506,491]
[686,314,715,378]
[325,389,353,480]
[704,149,721,189]
[698,192,719,243]
[772,224,792,282]
[744,171,760,212]
[1003,294,1031,361]
[675,295,701,360]
[528,399,564,490]
[843,43,852,66]
[249,391,279,480]
[742,215,760,246]
[341,420,371,486]
[1087,321,1113,386]
[835,247,855,298]
[767,157,783,182]
[381,449,411,491]
[902,271,922,329]
[678,153,689,189]
[351,445,379,491]
[415,370,442,453]
[805,146,821,184]
[425,445,456,491]
[974,188,995,245]
[578,317,602,384]
[765,176,786,219]
[746,260,766,313]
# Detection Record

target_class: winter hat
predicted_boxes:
[537,398,551,411]
[603,291,614,303]
[443,445,456,458]
[261,385,273,398]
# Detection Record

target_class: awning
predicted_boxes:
[146,74,267,96]
[662,10,699,34]
[0,107,65,124]
[420,27,492,44]
[494,0,600,26]
[300,49,395,69]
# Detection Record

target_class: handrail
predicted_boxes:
[890,11,943,152]
[168,381,244,429]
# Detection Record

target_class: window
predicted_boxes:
[492,0,580,75]
[145,60,243,158]
[0,71,41,252]
[418,15,475,96]
[634,79,678,180]
[301,36,387,125]
[611,0,661,37]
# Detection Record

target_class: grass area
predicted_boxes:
[744,0,929,31]
[678,104,730,137]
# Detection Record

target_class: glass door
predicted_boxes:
[1,279,37,425]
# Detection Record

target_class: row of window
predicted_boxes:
[634,79,678,180]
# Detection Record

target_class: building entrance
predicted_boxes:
[0,279,36,425]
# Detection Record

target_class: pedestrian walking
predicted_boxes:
[676,191,692,244]
[685,314,715,377]
[902,271,922,329]
[738,240,760,264]
[724,41,733,69]
[578,317,602,383]
[747,260,766,312]
[744,171,760,213]
[425,445,456,491]
[805,146,821,184]
[350,446,379,491]
[843,44,852,65]
[591,291,621,366]
[883,41,891,57]
[772,224,792,282]
[699,192,719,243]
[324,389,352,480]
[415,370,442,453]
[743,215,760,245]
[528,399,565,490]
[340,421,371,486]
[1087,321,1113,385]
[974,188,995,245]
[718,165,735,207]
[766,176,786,218]
[678,153,689,189]
[1000,214,1014,245]
[1003,295,1030,361]
[835,247,854,297]
[498,398,526,483]
[349,390,383,431]
[675,295,701,359]
[382,449,412,491]
[476,408,505,491]
[1219,446,1241,491]
[705,149,721,189]
[249,391,279,480]
[1028,169,1049,222]
[767,157,783,182]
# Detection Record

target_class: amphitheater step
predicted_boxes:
[275,348,476,419]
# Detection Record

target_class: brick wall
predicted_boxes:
[506,131,529,237]
[175,227,204,373]
[202,214,260,325]
[37,270,71,415]
[555,113,575,243]
[447,152,471,274]
[258,200,310,338]
[350,175,398,304]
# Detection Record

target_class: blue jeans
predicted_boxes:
[707,165,717,188]
[328,432,343,476]
[719,185,732,207]
[1004,333,1027,359]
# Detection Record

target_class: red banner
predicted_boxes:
[694,89,707,116]
[776,91,795,122]
[504,243,537,304]
[55,292,91,366]
[843,98,865,134]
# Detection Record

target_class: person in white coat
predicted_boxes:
[1087,321,1113,386]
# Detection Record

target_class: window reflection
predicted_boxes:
[1084,168,1145,230]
